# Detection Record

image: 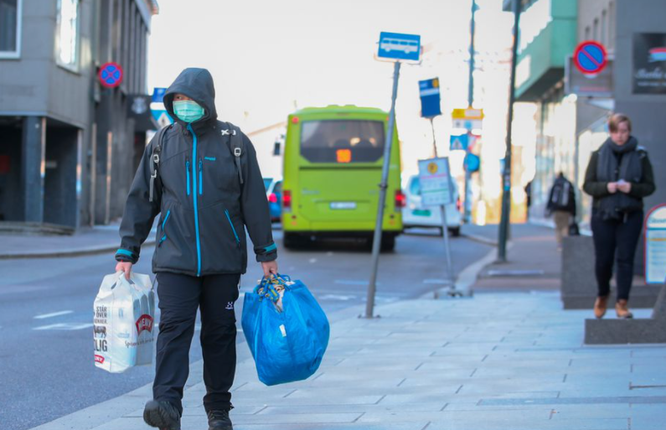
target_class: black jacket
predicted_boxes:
[583,141,655,212]
[116,68,276,276]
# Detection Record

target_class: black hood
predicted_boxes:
[164,68,217,127]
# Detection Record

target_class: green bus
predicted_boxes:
[281,105,404,251]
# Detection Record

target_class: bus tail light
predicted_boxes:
[283,190,292,211]
[395,190,406,209]
[268,193,278,203]
[456,197,462,212]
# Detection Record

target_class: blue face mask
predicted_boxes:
[173,100,205,123]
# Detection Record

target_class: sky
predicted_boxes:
[147,0,517,181]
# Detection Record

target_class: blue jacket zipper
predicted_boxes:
[225,210,241,248]
[198,159,203,195]
[188,124,202,277]
[159,210,170,246]
[186,159,190,196]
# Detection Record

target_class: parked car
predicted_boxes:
[402,174,462,236]
[264,177,283,223]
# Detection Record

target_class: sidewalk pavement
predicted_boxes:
[466,223,562,293]
[0,221,155,259]
[30,292,665,430]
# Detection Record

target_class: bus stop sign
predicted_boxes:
[378,32,421,61]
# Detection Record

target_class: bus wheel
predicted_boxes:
[380,234,396,252]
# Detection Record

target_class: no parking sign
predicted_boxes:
[574,41,608,75]
[98,62,123,88]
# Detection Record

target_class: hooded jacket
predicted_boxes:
[116,68,277,277]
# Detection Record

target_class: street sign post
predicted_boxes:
[464,153,480,173]
[419,78,442,118]
[98,62,123,88]
[450,134,470,151]
[378,32,421,62]
[452,108,484,130]
[573,41,608,75]
[152,87,167,103]
[366,32,421,318]
[418,158,456,293]
[645,204,666,284]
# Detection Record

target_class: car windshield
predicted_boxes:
[300,120,385,163]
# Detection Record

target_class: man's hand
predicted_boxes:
[261,260,278,278]
[607,182,618,194]
[617,181,632,194]
[115,261,133,280]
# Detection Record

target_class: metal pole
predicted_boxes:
[440,204,454,285]
[430,133,455,293]
[430,118,437,157]
[463,0,477,224]
[365,61,401,319]
[498,0,522,262]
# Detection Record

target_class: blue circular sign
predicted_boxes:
[574,41,607,75]
[98,62,123,88]
[464,153,480,173]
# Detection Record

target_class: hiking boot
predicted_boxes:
[143,400,181,430]
[594,295,609,319]
[615,300,633,319]
[207,409,233,430]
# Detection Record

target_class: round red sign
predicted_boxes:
[98,62,123,88]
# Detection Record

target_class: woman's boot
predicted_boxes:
[615,299,633,319]
[594,296,609,319]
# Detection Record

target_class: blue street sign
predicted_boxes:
[152,87,167,103]
[464,153,480,173]
[378,32,421,61]
[450,134,469,151]
[419,78,441,118]
[151,109,173,127]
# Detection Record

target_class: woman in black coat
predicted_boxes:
[583,113,655,319]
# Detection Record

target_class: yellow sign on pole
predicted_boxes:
[451,108,484,120]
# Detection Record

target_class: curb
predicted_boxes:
[0,240,156,260]
[460,232,498,247]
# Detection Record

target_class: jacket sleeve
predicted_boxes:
[628,152,656,198]
[239,133,277,263]
[115,138,161,264]
[583,151,611,198]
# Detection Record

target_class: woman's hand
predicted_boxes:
[607,182,618,194]
[261,260,278,278]
[617,181,632,194]
[115,261,133,280]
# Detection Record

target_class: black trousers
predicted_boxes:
[591,210,643,301]
[154,272,240,415]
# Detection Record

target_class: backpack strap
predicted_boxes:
[219,121,245,186]
[149,125,172,203]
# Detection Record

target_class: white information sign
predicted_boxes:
[646,205,666,284]
[418,157,454,207]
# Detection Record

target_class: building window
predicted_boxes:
[585,26,590,41]
[593,18,599,41]
[0,0,21,58]
[56,0,80,69]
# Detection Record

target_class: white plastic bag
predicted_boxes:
[93,271,155,373]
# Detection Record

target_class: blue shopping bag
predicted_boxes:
[241,274,330,386]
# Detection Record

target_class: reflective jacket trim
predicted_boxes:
[264,243,277,253]
[225,209,241,246]
[188,124,202,277]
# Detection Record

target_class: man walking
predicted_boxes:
[546,172,577,248]
[114,68,277,430]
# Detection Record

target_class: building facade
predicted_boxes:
[0,0,157,229]
[508,0,666,273]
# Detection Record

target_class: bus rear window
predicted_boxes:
[300,120,385,163]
